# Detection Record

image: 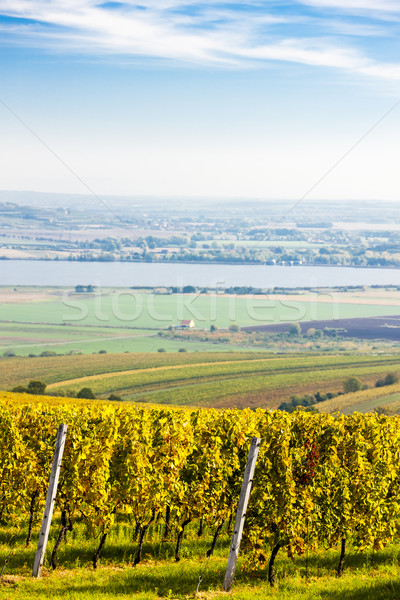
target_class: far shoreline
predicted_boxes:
[1,256,400,271]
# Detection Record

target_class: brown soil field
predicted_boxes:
[243,315,400,341]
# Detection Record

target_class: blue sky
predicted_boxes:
[0,0,399,200]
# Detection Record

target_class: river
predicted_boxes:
[0,260,399,289]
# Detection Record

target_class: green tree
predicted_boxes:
[289,322,301,336]
[343,377,363,394]
[229,323,240,333]
[77,387,95,399]
[27,380,46,395]
[384,372,398,385]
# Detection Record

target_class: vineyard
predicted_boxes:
[2,391,400,599]
[3,351,400,409]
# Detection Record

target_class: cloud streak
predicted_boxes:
[0,0,399,81]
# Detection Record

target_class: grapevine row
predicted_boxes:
[1,398,400,579]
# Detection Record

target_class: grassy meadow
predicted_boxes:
[1,286,400,356]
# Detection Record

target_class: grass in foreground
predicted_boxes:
[1,515,400,600]
[2,535,400,600]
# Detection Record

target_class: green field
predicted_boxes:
[0,351,263,389]
[0,321,249,356]
[317,385,400,415]
[2,291,398,329]
[1,288,400,356]
[4,351,400,409]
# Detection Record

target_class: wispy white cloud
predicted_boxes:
[0,0,399,81]
[296,0,400,15]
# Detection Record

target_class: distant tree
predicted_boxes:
[289,322,301,336]
[182,285,196,293]
[306,328,323,339]
[27,380,46,395]
[86,284,95,293]
[376,373,399,388]
[385,373,398,386]
[157,348,166,353]
[229,323,240,333]
[343,377,363,394]
[178,348,187,352]
[108,394,122,401]
[77,387,95,399]
[75,285,85,293]
[98,349,107,354]
[210,324,219,332]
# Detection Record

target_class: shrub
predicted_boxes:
[108,394,122,401]
[157,348,166,353]
[77,387,95,399]
[289,323,301,336]
[385,373,398,385]
[178,348,187,352]
[376,373,399,388]
[210,324,219,332]
[11,385,28,394]
[27,380,46,395]
[228,323,240,333]
[343,376,363,393]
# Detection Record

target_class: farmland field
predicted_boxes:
[0,321,248,356]
[2,289,400,329]
[244,314,400,341]
[0,351,264,389]
[317,385,400,414]
[1,286,400,356]
[4,351,400,409]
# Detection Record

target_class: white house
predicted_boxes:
[179,319,195,329]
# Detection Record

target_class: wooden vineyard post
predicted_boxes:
[223,436,261,592]
[32,424,67,578]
